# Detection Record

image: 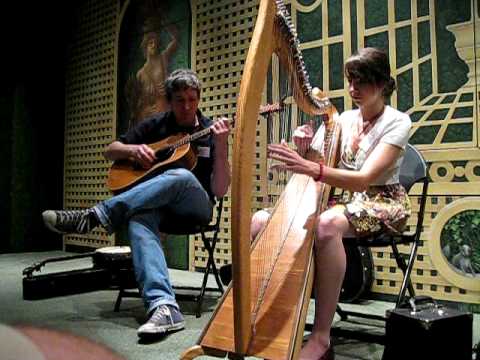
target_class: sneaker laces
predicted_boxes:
[56,209,93,233]
[150,305,172,325]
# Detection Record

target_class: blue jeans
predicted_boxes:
[94,168,213,314]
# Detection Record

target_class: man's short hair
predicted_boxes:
[165,69,201,101]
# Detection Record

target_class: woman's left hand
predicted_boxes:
[292,123,314,156]
[268,140,320,177]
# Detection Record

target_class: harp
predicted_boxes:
[182,0,339,358]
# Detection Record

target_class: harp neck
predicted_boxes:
[231,0,337,355]
[272,0,331,115]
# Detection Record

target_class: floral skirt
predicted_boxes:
[331,183,411,237]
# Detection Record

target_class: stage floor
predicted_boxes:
[1,251,478,359]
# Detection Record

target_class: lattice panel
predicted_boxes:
[192,0,260,269]
[372,194,480,304]
[259,0,480,305]
[63,0,118,249]
[61,1,480,305]
[364,0,480,304]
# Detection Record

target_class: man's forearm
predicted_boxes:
[104,141,135,161]
[211,145,231,198]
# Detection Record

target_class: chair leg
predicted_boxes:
[191,230,224,317]
[395,241,419,307]
[114,288,125,312]
[195,256,212,317]
[113,286,142,312]
[201,230,224,293]
[336,304,349,321]
[209,257,224,294]
[113,229,226,316]
[330,306,386,344]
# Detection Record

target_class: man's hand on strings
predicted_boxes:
[292,122,314,157]
[131,144,156,169]
[268,140,318,177]
[211,117,230,147]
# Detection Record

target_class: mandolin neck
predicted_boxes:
[175,127,212,149]
[153,127,213,159]
[166,117,234,153]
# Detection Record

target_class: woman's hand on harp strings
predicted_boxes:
[268,140,322,180]
[292,123,314,157]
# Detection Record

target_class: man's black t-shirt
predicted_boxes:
[118,110,215,201]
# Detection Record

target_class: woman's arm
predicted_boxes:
[268,141,402,192]
[321,142,402,191]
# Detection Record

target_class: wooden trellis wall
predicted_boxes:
[191,0,259,269]
[279,0,480,305]
[64,0,118,249]
[63,0,480,305]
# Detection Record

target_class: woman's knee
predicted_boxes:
[315,211,349,244]
[251,209,271,241]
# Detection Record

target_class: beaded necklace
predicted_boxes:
[350,105,385,153]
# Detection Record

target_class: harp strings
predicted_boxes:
[247,0,333,336]
[250,43,318,329]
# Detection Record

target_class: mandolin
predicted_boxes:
[106,105,281,194]
[106,131,201,193]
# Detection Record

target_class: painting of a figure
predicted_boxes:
[118,0,190,134]
[115,0,191,269]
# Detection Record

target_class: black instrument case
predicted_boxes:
[383,296,472,360]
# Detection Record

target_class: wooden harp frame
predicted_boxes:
[182,1,339,359]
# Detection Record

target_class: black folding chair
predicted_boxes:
[328,144,429,343]
[114,198,225,318]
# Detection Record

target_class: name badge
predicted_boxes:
[197,146,210,158]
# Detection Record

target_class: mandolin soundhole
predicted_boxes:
[155,147,174,163]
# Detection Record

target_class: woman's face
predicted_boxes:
[347,77,384,108]
[146,38,158,55]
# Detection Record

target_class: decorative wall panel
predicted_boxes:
[191,0,259,269]
[282,0,480,305]
[63,0,118,248]
[63,0,480,305]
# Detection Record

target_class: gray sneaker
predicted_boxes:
[42,209,99,234]
[137,305,185,337]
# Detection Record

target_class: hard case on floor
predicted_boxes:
[383,296,472,360]
[22,247,136,300]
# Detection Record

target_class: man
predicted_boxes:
[42,69,231,337]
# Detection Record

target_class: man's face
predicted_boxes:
[170,88,200,127]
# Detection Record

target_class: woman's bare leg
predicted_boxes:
[300,207,351,360]
[251,207,350,358]
[250,209,271,241]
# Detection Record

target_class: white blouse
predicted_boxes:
[337,105,412,185]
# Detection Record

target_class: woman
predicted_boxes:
[259,47,412,360]
[125,22,178,126]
